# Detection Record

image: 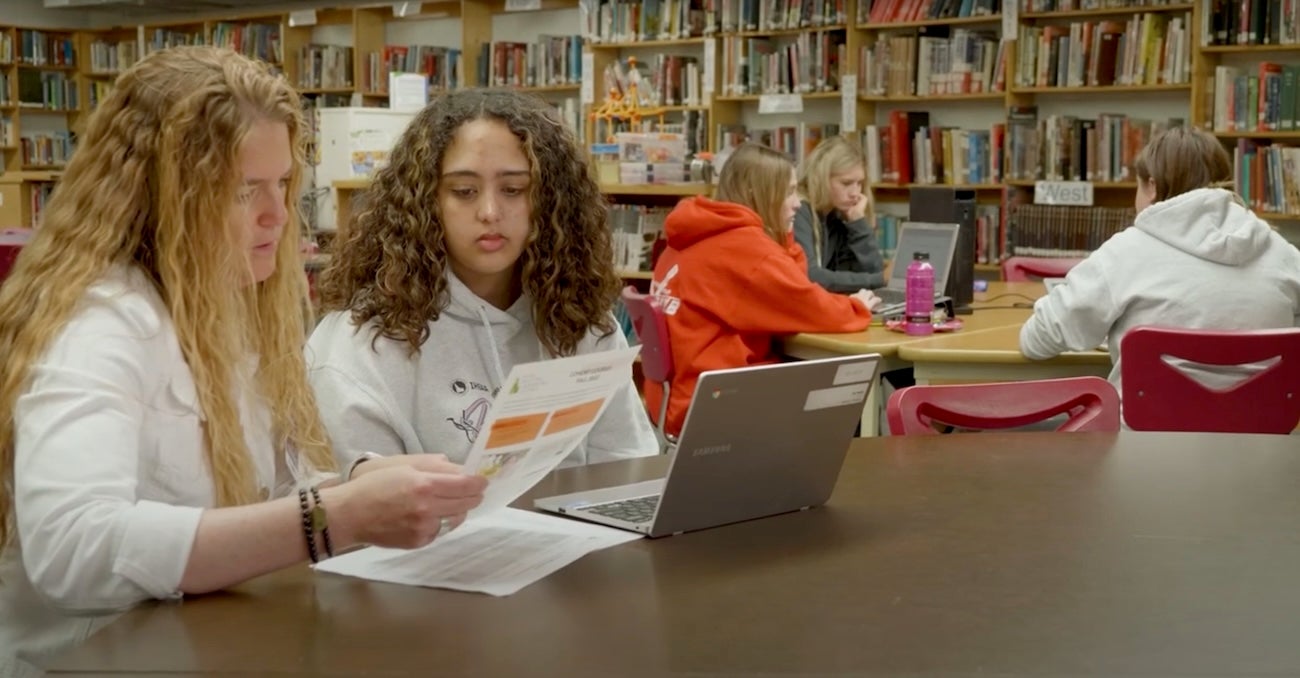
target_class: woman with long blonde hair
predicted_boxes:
[794,135,886,292]
[0,47,485,674]
[647,142,879,437]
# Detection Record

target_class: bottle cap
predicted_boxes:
[913,251,930,261]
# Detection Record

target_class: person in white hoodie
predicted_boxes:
[308,89,658,469]
[0,48,485,677]
[1020,126,1300,395]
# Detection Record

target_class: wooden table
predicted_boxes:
[50,432,1300,677]
[899,323,1112,384]
[782,282,1045,433]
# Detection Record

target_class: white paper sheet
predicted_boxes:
[460,346,641,517]
[314,349,645,595]
[314,508,642,596]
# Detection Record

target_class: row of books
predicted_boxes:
[20,132,75,168]
[1005,108,1181,182]
[877,211,1007,265]
[609,204,670,272]
[859,0,999,25]
[599,55,706,107]
[210,21,282,65]
[297,44,353,90]
[1234,140,1300,216]
[583,0,711,42]
[0,33,13,65]
[716,122,842,165]
[1009,203,1132,258]
[863,121,1005,185]
[0,116,10,147]
[146,28,206,54]
[859,29,1004,97]
[712,0,848,33]
[16,72,79,111]
[1020,0,1182,11]
[479,36,583,89]
[1013,13,1191,89]
[26,181,55,230]
[87,40,139,75]
[1205,0,1300,47]
[361,45,462,94]
[0,73,8,105]
[17,30,75,68]
[720,32,846,95]
[88,80,111,109]
[1212,63,1300,133]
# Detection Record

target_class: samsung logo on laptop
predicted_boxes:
[691,443,732,457]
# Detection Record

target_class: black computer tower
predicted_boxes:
[908,187,976,315]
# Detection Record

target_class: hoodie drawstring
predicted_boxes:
[475,305,509,392]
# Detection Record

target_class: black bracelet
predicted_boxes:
[309,485,333,558]
[298,488,319,564]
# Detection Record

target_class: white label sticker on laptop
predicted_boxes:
[833,362,876,386]
[804,384,870,411]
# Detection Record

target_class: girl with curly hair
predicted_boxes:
[647,143,880,438]
[309,89,657,468]
[0,47,486,675]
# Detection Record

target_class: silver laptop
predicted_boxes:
[875,221,961,317]
[533,354,881,538]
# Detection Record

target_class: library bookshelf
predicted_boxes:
[4,0,1299,262]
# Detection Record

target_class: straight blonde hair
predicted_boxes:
[0,47,336,551]
[798,134,874,222]
[714,143,795,244]
[1133,126,1232,202]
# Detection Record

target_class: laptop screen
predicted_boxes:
[887,222,959,291]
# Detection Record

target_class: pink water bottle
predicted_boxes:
[904,251,935,336]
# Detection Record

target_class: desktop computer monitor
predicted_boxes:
[908,187,976,314]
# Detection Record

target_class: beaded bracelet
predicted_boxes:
[309,486,334,559]
[298,487,319,564]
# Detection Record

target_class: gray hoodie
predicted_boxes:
[1020,188,1300,394]
[306,271,658,469]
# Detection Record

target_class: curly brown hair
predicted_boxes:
[319,88,619,357]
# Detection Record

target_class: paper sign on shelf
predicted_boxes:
[758,93,803,114]
[287,9,317,27]
[392,2,422,17]
[388,72,428,113]
[505,0,542,10]
[840,74,857,133]
[1033,181,1094,206]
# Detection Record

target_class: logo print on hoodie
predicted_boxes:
[449,397,491,443]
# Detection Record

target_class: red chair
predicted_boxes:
[887,376,1120,435]
[1119,326,1300,434]
[0,229,32,285]
[621,285,675,451]
[1001,256,1084,282]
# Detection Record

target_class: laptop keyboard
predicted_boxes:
[583,494,661,524]
[876,288,906,305]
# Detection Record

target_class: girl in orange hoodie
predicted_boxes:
[647,142,879,437]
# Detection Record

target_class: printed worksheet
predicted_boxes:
[314,347,644,595]
[460,346,640,516]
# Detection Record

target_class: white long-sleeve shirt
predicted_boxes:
[1,267,288,677]
[305,270,658,470]
[1020,188,1300,394]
